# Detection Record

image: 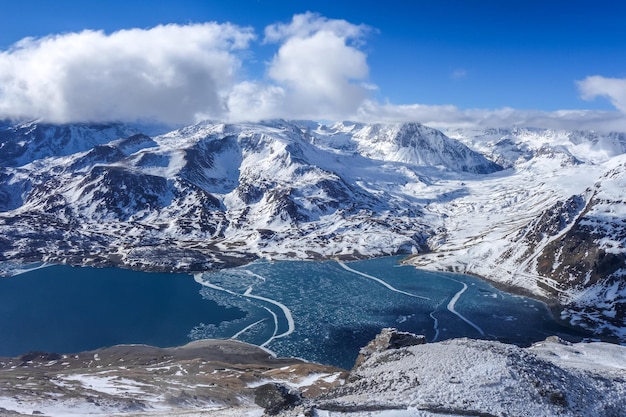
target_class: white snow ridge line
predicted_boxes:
[337,261,430,300]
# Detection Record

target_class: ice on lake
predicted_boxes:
[192,256,592,368]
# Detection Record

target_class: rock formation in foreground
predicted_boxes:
[1,329,625,417]
[300,329,626,417]
[0,339,346,416]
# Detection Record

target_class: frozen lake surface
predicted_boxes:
[0,257,593,368]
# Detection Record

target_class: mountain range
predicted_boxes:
[0,119,624,342]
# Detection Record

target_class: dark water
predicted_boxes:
[0,266,244,356]
[0,257,594,368]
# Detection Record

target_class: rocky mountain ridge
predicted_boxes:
[1,119,497,273]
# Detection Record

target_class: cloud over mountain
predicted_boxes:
[225,13,373,122]
[266,12,372,116]
[578,75,626,114]
[0,14,625,132]
[0,23,255,124]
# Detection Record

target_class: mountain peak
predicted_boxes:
[315,121,502,174]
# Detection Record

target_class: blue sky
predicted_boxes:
[1,0,625,129]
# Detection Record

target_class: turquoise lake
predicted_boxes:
[0,257,593,369]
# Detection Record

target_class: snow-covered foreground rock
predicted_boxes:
[0,119,625,341]
[291,329,626,417]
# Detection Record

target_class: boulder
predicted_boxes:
[254,383,303,415]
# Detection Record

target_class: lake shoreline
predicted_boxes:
[398,257,622,345]
[1,253,617,365]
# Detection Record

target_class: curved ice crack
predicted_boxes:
[259,306,279,347]
[194,273,239,297]
[337,261,430,300]
[429,310,440,342]
[245,270,266,282]
[243,286,295,343]
[429,298,446,342]
[193,273,295,348]
[446,280,485,336]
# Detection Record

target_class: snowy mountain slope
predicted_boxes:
[540,157,626,339]
[304,334,626,417]
[1,119,625,341]
[311,121,503,173]
[408,149,626,340]
[0,121,141,167]
[446,126,626,167]
[4,120,486,272]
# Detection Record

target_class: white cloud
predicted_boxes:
[352,100,626,132]
[578,75,626,114]
[1,15,625,134]
[224,81,286,121]
[0,14,377,124]
[264,12,368,44]
[0,23,255,124]
[260,12,373,119]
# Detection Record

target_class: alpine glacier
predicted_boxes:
[0,119,625,342]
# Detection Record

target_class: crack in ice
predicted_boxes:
[244,270,266,282]
[335,262,484,339]
[429,299,446,342]
[230,318,267,341]
[337,261,430,300]
[446,280,485,336]
[243,286,295,345]
[259,306,279,347]
[430,310,440,342]
[193,273,295,349]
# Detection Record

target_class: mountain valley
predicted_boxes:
[0,119,625,343]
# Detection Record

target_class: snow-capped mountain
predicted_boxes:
[312,121,502,173]
[411,127,626,341]
[446,126,626,167]
[5,119,488,272]
[0,121,141,167]
[0,119,625,341]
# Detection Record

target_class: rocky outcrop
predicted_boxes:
[308,330,626,417]
[353,327,426,369]
[254,383,303,415]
